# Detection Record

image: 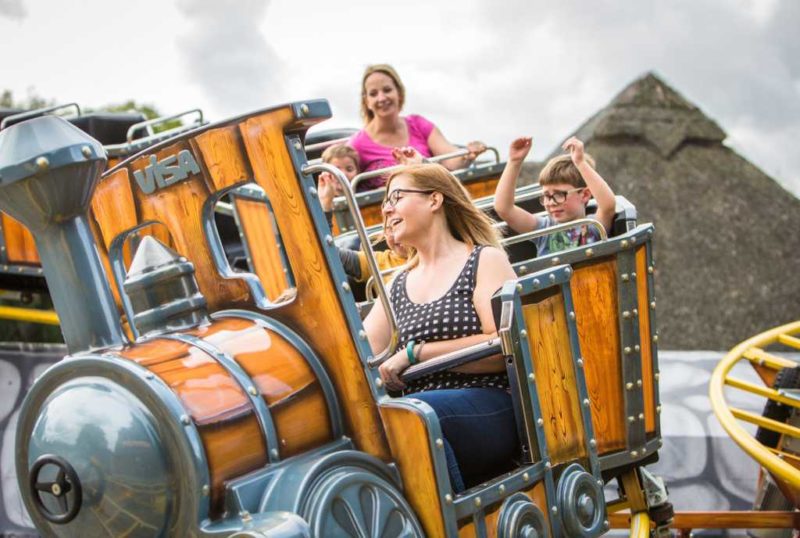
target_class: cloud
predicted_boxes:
[0,0,26,20]
[176,0,283,117]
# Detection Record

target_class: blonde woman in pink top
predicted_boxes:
[349,64,486,190]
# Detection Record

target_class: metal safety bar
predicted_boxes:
[1,103,81,130]
[500,217,608,247]
[400,338,502,382]
[126,108,204,143]
[350,147,482,191]
[709,320,800,489]
[302,162,399,368]
[304,136,351,154]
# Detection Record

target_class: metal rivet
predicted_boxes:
[293,140,302,150]
[499,484,506,494]
[655,372,660,381]
[270,448,279,459]
[569,311,576,320]
[650,301,656,310]
[551,506,558,515]
[435,438,444,449]
[631,272,637,278]
[638,413,644,420]
[648,266,654,274]
[375,378,383,387]
[358,330,367,340]
[520,330,527,338]
[577,358,584,368]
[628,416,635,423]
[604,520,610,530]
[240,510,252,521]
[81,146,92,158]
[621,273,630,282]
[657,405,662,414]
[300,103,310,115]
[309,187,318,197]
[622,311,631,319]
[532,279,540,288]
[342,282,351,292]
[598,479,604,487]
[631,450,638,457]
[634,345,641,352]
[621,240,629,248]
[520,265,528,274]
[658,439,663,447]
[35,156,49,171]
[528,373,535,382]
[637,379,642,387]
[202,484,210,496]
[626,382,633,390]
[565,267,572,276]
[590,439,597,448]
[544,460,551,470]
[653,334,659,343]
[523,472,530,482]
[445,494,453,504]
[516,283,523,292]
[632,308,638,316]
[180,414,191,425]
[145,372,154,380]
[537,418,544,427]
[552,257,560,264]
[474,497,482,507]
[325,234,334,245]
[549,274,556,282]
[585,248,594,257]
[642,447,647,454]
[624,347,632,355]
[583,398,590,407]
[248,386,258,396]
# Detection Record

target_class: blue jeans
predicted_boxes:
[408,388,519,493]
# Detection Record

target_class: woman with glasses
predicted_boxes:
[350,64,486,191]
[364,163,519,493]
[493,136,616,256]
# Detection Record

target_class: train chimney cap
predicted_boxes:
[0,115,105,186]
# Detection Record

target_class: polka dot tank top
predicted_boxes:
[391,245,509,394]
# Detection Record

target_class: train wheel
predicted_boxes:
[301,466,423,537]
[497,492,548,537]
[557,464,606,537]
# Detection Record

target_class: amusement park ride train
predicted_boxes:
[0,100,797,537]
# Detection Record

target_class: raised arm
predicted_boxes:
[426,126,486,171]
[563,137,616,233]
[493,136,539,233]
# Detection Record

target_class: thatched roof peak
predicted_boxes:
[570,72,726,158]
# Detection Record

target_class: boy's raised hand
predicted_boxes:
[562,136,585,167]
[317,171,341,211]
[508,136,532,163]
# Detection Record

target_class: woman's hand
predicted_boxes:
[378,349,411,391]
[465,140,488,162]
[317,171,343,211]
[392,146,425,165]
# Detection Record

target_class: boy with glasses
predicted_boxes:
[493,136,617,256]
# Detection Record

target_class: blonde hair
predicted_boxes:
[321,144,360,169]
[385,164,501,267]
[360,64,406,124]
[539,153,596,188]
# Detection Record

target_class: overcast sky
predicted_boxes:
[2,0,798,197]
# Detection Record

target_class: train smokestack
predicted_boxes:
[0,116,126,353]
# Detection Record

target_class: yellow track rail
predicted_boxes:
[0,305,59,325]
[710,320,800,489]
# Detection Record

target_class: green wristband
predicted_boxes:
[406,339,418,365]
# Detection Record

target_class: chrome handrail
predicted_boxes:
[304,136,351,153]
[0,102,81,129]
[501,218,608,247]
[302,162,399,368]
[126,108,203,143]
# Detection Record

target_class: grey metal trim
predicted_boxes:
[561,282,603,482]
[644,233,663,440]
[0,262,45,277]
[502,218,607,248]
[202,182,298,311]
[212,309,344,440]
[158,332,282,463]
[126,109,203,143]
[617,247,646,453]
[452,462,549,521]
[283,132,388,403]
[0,102,81,130]
[380,398,460,536]
[0,217,7,265]
[301,161,398,368]
[598,437,661,471]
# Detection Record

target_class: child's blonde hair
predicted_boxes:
[538,153,596,188]
[321,144,360,169]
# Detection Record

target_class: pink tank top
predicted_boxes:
[348,114,435,190]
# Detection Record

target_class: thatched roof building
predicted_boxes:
[528,72,800,349]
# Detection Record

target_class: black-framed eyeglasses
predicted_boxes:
[539,188,584,205]
[382,188,435,210]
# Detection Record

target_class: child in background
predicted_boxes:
[493,136,616,256]
[317,144,408,282]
